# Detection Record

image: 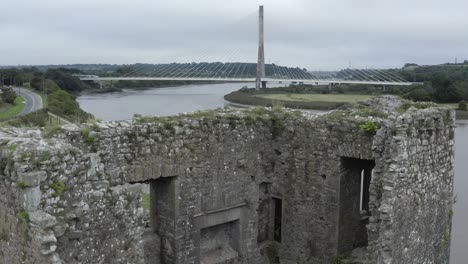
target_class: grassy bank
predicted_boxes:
[255,94,373,103]
[0,97,25,121]
[225,87,468,120]
[456,110,468,120]
[225,90,372,110]
[440,104,468,120]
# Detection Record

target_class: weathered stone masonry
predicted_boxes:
[0,96,455,264]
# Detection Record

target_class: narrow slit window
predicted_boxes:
[273,197,282,242]
[360,169,365,211]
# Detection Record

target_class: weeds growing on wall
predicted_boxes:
[359,120,380,134]
[18,211,30,223]
[50,180,65,197]
[16,181,27,189]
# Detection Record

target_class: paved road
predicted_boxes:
[13,87,43,115]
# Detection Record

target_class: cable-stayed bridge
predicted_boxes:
[79,6,414,88]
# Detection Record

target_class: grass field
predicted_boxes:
[0,97,25,121]
[255,94,374,103]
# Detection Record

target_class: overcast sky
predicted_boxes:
[1,0,468,70]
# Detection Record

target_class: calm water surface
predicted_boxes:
[77,84,467,263]
[77,83,253,121]
[451,121,468,264]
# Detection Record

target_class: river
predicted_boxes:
[77,83,466,263]
[452,121,467,264]
[77,83,253,121]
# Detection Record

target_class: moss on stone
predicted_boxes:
[440,231,451,248]
[319,102,388,123]
[18,211,30,223]
[19,151,32,161]
[449,130,454,140]
[249,107,269,116]
[86,136,96,143]
[43,125,63,138]
[134,109,219,125]
[50,180,65,197]
[444,110,452,125]
[406,127,412,137]
[133,114,168,124]
[16,181,27,189]
[331,252,351,264]
[321,110,348,121]
[352,104,388,118]
[448,209,454,218]
[8,144,17,152]
[31,152,51,168]
[397,101,438,114]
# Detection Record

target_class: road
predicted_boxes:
[13,87,43,115]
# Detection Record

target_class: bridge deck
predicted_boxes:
[79,77,414,86]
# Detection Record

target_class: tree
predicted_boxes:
[30,77,43,90]
[403,87,432,102]
[116,65,136,76]
[432,73,461,103]
[452,81,468,101]
[404,63,419,68]
[1,87,16,104]
[45,69,83,93]
[47,89,91,122]
[459,100,467,111]
[48,90,80,115]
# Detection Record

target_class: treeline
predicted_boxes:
[4,62,468,105]
[398,64,468,103]
[0,88,16,105]
[64,63,309,79]
[0,64,123,72]
[2,63,318,90]
[0,67,92,123]
[0,67,96,94]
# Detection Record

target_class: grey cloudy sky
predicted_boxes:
[1,0,468,70]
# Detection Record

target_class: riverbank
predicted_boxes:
[83,88,123,94]
[224,88,468,119]
[456,110,468,119]
[224,90,374,110]
[81,81,227,95]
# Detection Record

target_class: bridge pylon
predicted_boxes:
[256,5,266,90]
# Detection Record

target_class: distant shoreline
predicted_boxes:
[80,81,227,95]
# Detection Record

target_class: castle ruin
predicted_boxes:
[0,96,455,263]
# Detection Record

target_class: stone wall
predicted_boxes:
[366,105,455,264]
[0,96,455,264]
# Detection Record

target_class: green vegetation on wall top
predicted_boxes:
[359,120,380,134]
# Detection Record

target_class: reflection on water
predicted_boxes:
[451,121,468,264]
[78,84,467,263]
[77,83,253,121]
